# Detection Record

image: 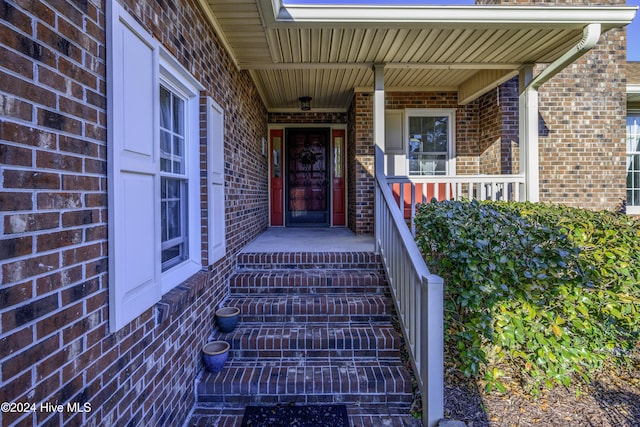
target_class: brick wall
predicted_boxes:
[0,0,268,426]
[536,36,627,209]
[479,0,627,210]
[348,92,375,235]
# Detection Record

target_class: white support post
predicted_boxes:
[374,64,386,175]
[519,65,540,202]
[374,64,386,250]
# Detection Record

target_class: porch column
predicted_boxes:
[374,64,386,175]
[374,64,385,247]
[519,65,540,202]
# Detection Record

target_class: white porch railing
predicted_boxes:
[386,174,526,234]
[375,173,444,427]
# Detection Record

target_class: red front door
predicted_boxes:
[285,128,330,226]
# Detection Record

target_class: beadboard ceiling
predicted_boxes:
[199,0,637,111]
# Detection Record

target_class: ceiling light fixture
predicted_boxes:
[298,96,312,111]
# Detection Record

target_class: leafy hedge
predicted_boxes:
[414,200,640,393]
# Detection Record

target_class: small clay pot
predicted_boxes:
[202,341,230,373]
[216,306,240,333]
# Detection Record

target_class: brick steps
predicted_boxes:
[227,295,393,323]
[236,251,381,270]
[193,251,414,423]
[211,322,402,359]
[230,269,388,295]
[196,358,412,406]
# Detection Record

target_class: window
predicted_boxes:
[108,1,210,331]
[627,111,640,212]
[406,109,455,176]
[160,86,188,270]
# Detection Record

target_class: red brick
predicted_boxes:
[4,212,59,234]
[0,191,32,211]
[2,334,58,379]
[58,56,98,90]
[36,302,83,339]
[2,168,60,189]
[36,21,82,62]
[61,209,99,227]
[0,92,34,121]
[37,65,83,99]
[1,252,59,285]
[0,71,57,108]
[62,174,100,191]
[84,158,106,174]
[36,229,83,252]
[36,266,83,296]
[61,278,99,305]
[0,142,32,167]
[62,243,102,266]
[85,225,108,242]
[36,150,83,172]
[0,1,32,33]
[0,235,32,259]
[37,108,83,135]
[37,192,83,210]
[0,121,56,149]
[59,134,101,157]
[0,326,33,359]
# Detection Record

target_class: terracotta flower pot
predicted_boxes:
[216,306,240,333]
[202,341,230,373]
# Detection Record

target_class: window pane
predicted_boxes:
[160,86,171,129]
[173,135,184,174]
[627,154,640,207]
[409,154,446,175]
[173,96,184,135]
[161,175,188,269]
[161,131,171,172]
[628,115,640,153]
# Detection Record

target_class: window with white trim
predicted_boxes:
[406,109,455,176]
[160,85,189,270]
[107,1,213,331]
[627,111,640,211]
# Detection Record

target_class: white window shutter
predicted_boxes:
[107,1,161,332]
[207,97,226,264]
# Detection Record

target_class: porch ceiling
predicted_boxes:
[199,0,636,111]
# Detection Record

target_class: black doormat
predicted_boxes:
[241,403,349,427]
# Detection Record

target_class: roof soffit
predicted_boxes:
[199,0,637,110]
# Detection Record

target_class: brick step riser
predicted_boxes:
[230,286,390,296]
[197,393,412,406]
[237,252,382,271]
[237,263,384,271]
[229,273,388,295]
[239,314,393,323]
[211,334,402,353]
[226,349,401,359]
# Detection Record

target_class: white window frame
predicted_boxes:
[158,51,203,294]
[405,108,456,176]
[627,110,640,215]
[107,1,205,331]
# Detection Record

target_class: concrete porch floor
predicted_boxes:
[241,227,375,253]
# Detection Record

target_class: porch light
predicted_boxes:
[298,96,312,111]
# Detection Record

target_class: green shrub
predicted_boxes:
[414,200,640,394]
